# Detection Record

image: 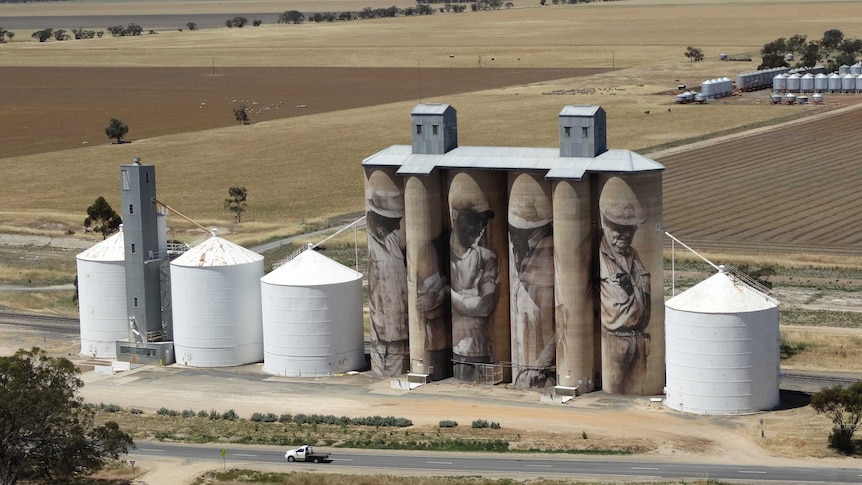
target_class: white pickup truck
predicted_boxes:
[284,444,331,463]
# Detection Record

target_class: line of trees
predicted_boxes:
[759,29,862,71]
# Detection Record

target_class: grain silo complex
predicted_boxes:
[665,271,780,415]
[170,231,264,367]
[260,248,365,377]
[76,228,128,359]
[363,104,666,396]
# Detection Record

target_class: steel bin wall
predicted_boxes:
[171,237,264,367]
[665,273,779,415]
[260,250,364,377]
[76,230,127,358]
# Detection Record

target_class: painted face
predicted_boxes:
[604,219,637,252]
[369,210,401,239]
[456,210,491,248]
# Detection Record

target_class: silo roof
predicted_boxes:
[171,236,262,267]
[76,231,124,262]
[261,248,362,286]
[412,103,452,115]
[666,272,777,313]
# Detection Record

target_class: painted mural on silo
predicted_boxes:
[404,172,451,381]
[508,172,556,389]
[596,174,664,395]
[365,168,409,377]
[448,170,508,383]
[552,179,595,391]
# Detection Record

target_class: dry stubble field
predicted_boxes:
[2,1,862,481]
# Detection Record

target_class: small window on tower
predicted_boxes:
[432,125,438,135]
[129,204,134,215]
[145,173,150,183]
[582,127,589,138]
[134,298,138,307]
[416,125,422,135]
[131,244,136,254]
[564,126,571,137]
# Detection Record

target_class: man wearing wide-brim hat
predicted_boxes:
[598,177,651,395]
[366,172,409,377]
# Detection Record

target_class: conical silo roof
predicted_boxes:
[262,248,362,286]
[666,272,776,313]
[171,234,262,267]
[76,229,125,262]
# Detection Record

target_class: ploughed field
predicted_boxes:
[2,66,608,158]
[657,106,862,255]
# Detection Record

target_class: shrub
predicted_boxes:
[251,412,266,422]
[209,409,220,420]
[439,420,458,428]
[222,409,239,421]
[472,419,489,429]
[100,403,123,413]
[129,408,143,415]
[157,407,179,416]
[181,409,196,418]
[278,414,292,423]
[490,421,501,429]
[198,410,209,418]
[582,431,588,439]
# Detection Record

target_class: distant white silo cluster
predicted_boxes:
[700,77,733,99]
[171,231,265,367]
[261,248,365,377]
[665,271,780,415]
[737,67,789,92]
[76,228,128,359]
[773,66,862,94]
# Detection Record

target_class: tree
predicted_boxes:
[186,22,198,31]
[31,28,53,43]
[811,382,862,455]
[84,196,122,239]
[105,118,129,144]
[821,29,844,51]
[224,186,248,222]
[225,16,249,28]
[233,105,249,125]
[279,10,306,24]
[52,29,69,41]
[0,348,135,485]
[799,41,822,67]
[684,46,704,63]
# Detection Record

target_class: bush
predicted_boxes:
[222,409,239,421]
[181,409,196,418]
[157,407,179,417]
[278,414,292,423]
[582,431,588,439]
[100,403,123,413]
[439,420,458,428]
[198,410,209,418]
[472,419,489,429]
[209,409,220,420]
[829,428,856,454]
[129,408,143,415]
[490,421,501,429]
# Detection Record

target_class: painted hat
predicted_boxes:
[366,171,404,219]
[508,175,552,229]
[599,177,645,226]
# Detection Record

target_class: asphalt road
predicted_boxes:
[130,442,862,484]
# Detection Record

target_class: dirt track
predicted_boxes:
[2,66,607,158]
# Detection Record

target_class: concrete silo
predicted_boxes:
[508,172,555,389]
[170,231,264,367]
[77,228,127,358]
[665,271,780,415]
[260,248,364,377]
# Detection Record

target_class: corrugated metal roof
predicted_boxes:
[76,230,124,262]
[364,145,663,179]
[261,248,362,286]
[411,103,452,115]
[171,236,262,267]
[559,105,602,117]
[666,272,777,313]
[586,149,665,173]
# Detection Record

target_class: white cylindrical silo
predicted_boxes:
[842,74,856,93]
[772,74,786,93]
[786,73,801,93]
[260,248,365,377]
[855,75,862,94]
[839,64,851,75]
[171,232,264,367]
[828,73,842,93]
[800,73,814,93]
[700,80,713,98]
[851,62,862,75]
[665,272,780,415]
[76,229,127,358]
[814,73,828,93]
